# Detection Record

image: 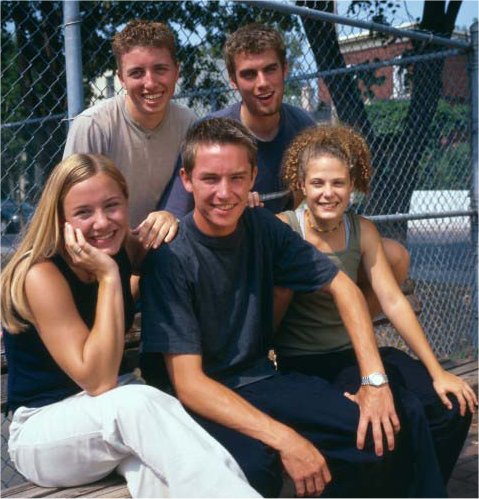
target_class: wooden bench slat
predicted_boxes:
[440,360,478,383]
[445,360,478,376]
[3,476,128,498]
[3,482,61,498]
[88,484,130,498]
[46,478,128,498]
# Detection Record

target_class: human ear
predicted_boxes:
[180,167,194,193]
[229,75,239,91]
[300,179,307,196]
[250,166,258,187]
[117,68,126,91]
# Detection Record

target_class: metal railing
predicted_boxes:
[1,0,477,488]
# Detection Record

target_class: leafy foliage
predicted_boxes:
[366,98,470,190]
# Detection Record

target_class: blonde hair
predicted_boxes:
[1,154,128,333]
[281,124,372,195]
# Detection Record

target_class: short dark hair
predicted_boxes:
[182,118,258,176]
[224,23,286,80]
[112,19,177,70]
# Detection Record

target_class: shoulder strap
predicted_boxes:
[282,210,302,236]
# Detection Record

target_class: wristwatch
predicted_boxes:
[361,372,389,387]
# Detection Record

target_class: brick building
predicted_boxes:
[317,25,469,106]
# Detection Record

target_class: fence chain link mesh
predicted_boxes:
[1,0,476,489]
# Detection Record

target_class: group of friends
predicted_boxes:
[1,20,477,498]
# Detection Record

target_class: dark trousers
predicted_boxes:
[190,370,446,498]
[279,347,471,492]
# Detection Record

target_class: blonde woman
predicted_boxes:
[275,124,477,488]
[1,153,259,498]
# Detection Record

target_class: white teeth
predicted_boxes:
[143,93,163,101]
[91,232,114,241]
[257,93,273,100]
[214,204,235,210]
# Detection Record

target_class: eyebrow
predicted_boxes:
[71,195,123,210]
[198,168,250,177]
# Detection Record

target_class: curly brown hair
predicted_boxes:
[223,23,286,80]
[112,20,177,70]
[281,124,372,195]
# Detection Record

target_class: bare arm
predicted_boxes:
[360,218,477,414]
[25,224,125,395]
[165,353,331,497]
[323,271,400,455]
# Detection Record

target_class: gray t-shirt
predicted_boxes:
[63,95,196,226]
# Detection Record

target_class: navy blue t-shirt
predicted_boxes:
[4,249,135,413]
[159,103,316,216]
[140,208,338,389]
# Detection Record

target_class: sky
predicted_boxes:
[335,0,479,31]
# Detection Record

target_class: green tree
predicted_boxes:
[366,98,470,190]
[1,1,65,202]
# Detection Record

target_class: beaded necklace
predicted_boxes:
[306,208,343,234]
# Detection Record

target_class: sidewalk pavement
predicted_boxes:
[447,409,478,498]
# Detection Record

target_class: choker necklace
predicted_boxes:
[306,209,343,234]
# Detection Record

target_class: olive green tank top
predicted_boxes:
[275,204,362,356]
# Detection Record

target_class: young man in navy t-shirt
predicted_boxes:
[140,118,445,498]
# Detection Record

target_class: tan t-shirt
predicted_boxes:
[63,95,196,227]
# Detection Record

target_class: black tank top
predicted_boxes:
[4,248,135,413]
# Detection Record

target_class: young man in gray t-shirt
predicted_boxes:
[64,20,194,247]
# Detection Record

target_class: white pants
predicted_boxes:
[8,374,260,498]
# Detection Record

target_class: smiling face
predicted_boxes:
[180,143,257,237]
[63,172,129,255]
[231,49,287,123]
[118,45,179,129]
[302,155,354,227]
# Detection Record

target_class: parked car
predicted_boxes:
[1,199,34,234]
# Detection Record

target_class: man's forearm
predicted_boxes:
[166,354,295,450]
[165,354,332,495]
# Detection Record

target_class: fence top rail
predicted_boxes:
[243,0,471,50]
[367,210,477,223]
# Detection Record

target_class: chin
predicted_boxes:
[90,237,124,256]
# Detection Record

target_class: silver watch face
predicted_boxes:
[369,372,387,386]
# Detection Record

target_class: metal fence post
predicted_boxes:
[468,21,478,352]
[63,0,84,126]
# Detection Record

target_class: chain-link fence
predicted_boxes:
[1,0,477,490]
